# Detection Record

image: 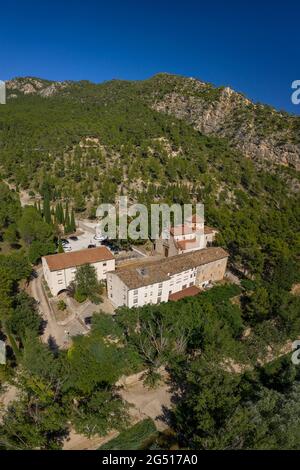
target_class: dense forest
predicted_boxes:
[0,74,299,449]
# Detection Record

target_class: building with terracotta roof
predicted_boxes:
[42,246,115,296]
[107,247,228,308]
[154,214,218,258]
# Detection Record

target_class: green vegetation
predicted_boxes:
[71,264,103,303]
[0,326,134,449]
[98,419,157,450]
[169,353,300,450]
[57,299,67,311]
[0,74,299,450]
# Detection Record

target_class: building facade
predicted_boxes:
[154,214,218,258]
[42,246,115,296]
[107,247,228,308]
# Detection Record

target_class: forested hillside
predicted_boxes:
[0,74,299,278]
[0,74,300,450]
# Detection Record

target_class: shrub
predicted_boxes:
[57,300,67,311]
[98,419,157,450]
[74,290,87,303]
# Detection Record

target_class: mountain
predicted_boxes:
[1,73,299,282]
[6,77,70,97]
[146,74,300,170]
[6,73,300,170]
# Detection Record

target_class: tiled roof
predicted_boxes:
[169,285,200,301]
[170,225,195,236]
[204,226,218,235]
[187,214,204,223]
[168,224,217,238]
[43,246,114,271]
[176,237,200,250]
[114,247,229,289]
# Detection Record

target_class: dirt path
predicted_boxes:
[0,385,19,422]
[29,267,68,348]
[63,372,172,450]
[223,335,300,374]
[63,429,120,450]
[120,378,171,432]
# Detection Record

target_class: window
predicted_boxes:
[145,293,148,298]
[103,262,107,267]
[158,290,162,296]
[157,297,161,303]
[158,283,163,288]
[133,298,138,304]
[189,282,193,287]
[183,285,187,289]
[134,289,138,295]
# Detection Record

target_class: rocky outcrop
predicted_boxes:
[150,78,300,170]
[6,77,68,97]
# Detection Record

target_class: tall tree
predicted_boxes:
[43,192,51,225]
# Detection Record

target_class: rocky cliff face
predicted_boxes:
[147,75,300,170]
[6,77,69,97]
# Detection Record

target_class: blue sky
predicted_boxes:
[1,0,300,114]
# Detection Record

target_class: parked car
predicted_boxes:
[94,234,107,241]
[69,236,78,241]
[63,246,72,252]
[88,244,96,249]
[61,239,70,246]
[84,316,92,329]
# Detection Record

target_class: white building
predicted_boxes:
[154,214,218,258]
[107,247,228,308]
[42,246,115,296]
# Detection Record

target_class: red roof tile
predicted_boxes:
[44,246,114,271]
[169,286,201,301]
[170,225,195,236]
[176,237,200,250]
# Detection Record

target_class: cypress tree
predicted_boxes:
[43,192,51,224]
[55,204,60,225]
[58,238,64,253]
[70,209,76,233]
[64,203,71,234]
[59,203,64,224]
